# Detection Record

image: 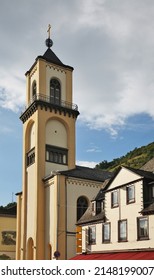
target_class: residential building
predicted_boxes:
[0,205,16,259]
[75,166,154,259]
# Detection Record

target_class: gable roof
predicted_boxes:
[104,165,154,191]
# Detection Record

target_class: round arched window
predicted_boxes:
[50,79,61,105]
[32,81,37,100]
[77,196,88,221]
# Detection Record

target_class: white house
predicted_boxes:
[74,166,154,259]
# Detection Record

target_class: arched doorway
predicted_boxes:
[27,237,34,260]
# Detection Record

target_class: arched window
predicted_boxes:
[77,196,88,221]
[32,81,37,100]
[50,79,61,105]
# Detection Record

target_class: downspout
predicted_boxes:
[56,173,60,252]
[119,188,121,221]
[65,176,68,260]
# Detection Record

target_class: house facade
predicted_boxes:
[76,166,154,258]
[0,205,16,259]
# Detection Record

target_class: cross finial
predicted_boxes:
[47,24,51,39]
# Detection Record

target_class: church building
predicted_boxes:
[16,27,112,260]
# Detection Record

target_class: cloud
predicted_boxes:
[76,160,98,168]
[74,0,154,134]
[0,71,25,112]
[86,143,102,153]
[0,0,154,135]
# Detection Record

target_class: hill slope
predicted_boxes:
[96,142,154,172]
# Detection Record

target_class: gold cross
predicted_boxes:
[47,24,51,38]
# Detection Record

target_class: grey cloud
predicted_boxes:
[0,0,154,134]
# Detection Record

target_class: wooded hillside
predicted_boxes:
[96,142,154,172]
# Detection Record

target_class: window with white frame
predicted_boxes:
[88,226,96,245]
[137,217,149,240]
[111,190,119,208]
[118,220,127,242]
[102,223,110,243]
[127,185,135,204]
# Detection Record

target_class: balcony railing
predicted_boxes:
[27,93,78,111]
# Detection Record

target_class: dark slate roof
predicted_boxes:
[92,179,111,201]
[141,203,154,215]
[141,157,154,172]
[0,205,16,216]
[59,165,113,183]
[127,166,154,180]
[26,47,73,75]
[38,48,73,70]
[76,206,105,225]
[42,48,64,66]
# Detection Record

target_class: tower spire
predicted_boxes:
[45,24,53,48]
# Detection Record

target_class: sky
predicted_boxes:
[0,0,154,206]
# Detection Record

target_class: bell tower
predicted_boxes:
[17,26,79,259]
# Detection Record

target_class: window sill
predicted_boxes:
[111,205,119,209]
[137,237,149,241]
[127,200,135,204]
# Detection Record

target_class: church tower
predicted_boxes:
[16,26,79,260]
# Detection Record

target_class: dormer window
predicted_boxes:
[92,200,102,216]
[92,201,96,216]
[50,79,61,105]
[96,201,101,214]
[101,201,104,211]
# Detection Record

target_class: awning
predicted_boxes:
[71,251,154,260]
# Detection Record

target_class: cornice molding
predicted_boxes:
[20,100,79,123]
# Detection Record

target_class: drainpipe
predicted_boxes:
[119,188,121,220]
[56,172,60,253]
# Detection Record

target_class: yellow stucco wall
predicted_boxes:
[17,49,78,260]
[0,215,16,259]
